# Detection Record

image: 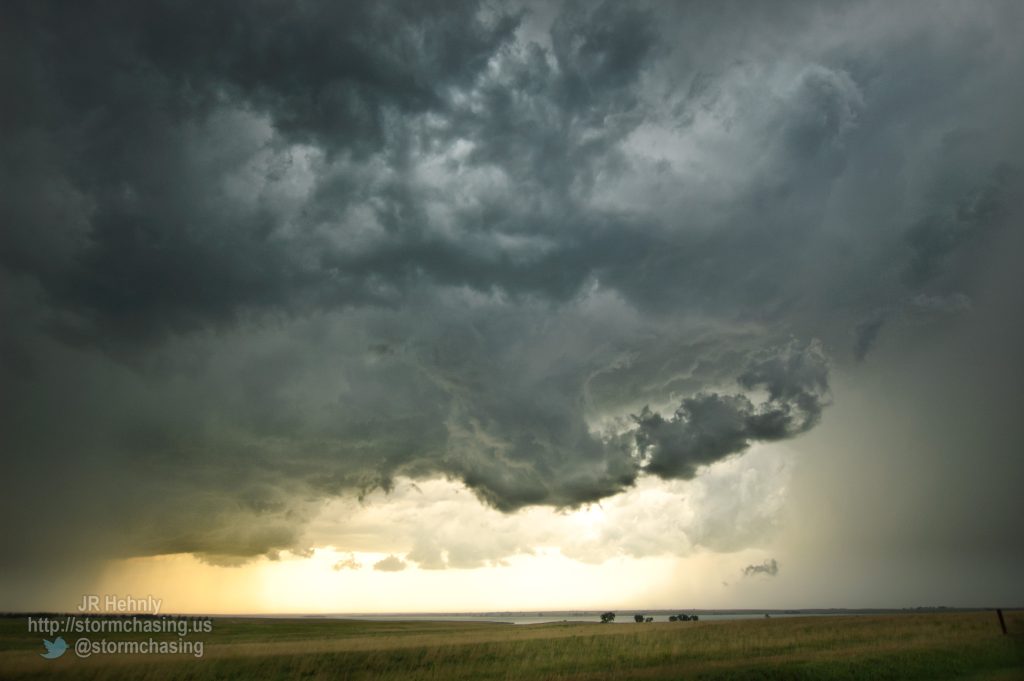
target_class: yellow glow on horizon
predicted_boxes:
[88,546,773,615]
[83,461,792,615]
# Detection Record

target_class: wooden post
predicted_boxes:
[996,609,1007,635]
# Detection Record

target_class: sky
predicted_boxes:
[1,0,1022,614]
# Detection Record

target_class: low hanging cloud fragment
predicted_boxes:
[332,554,362,571]
[373,555,408,572]
[853,316,887,362]
[743,559,779,578]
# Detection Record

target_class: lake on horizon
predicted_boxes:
[314,612,860,625]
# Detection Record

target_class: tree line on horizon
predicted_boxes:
[599,612,699,623]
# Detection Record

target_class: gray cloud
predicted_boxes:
[743,559,779,578]
[1,0,1023,603]
[636,341,829,480]
[373,555,407,573]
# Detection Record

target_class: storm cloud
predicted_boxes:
[743,559,779,578]
[635,340,829,479]
[1,0,1023,599]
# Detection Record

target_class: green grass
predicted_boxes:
[0,611,1020,680]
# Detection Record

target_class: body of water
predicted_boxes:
[318,611,877,625]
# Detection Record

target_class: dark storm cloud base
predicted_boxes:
[1,0,1022,591]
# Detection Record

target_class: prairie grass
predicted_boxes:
[0,610,1020,680]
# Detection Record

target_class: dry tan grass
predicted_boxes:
[1,610,1020,680]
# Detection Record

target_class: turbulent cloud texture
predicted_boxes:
[1,0,1023,600]
[634,341,829,479]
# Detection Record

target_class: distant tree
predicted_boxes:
[692,615,699,621]
[676,614,690,621]
[600,612,616,623]
[645,617,653,623]
[634,614,645,623]
[668,615,678,622]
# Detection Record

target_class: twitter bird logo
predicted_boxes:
[40,636,68,659]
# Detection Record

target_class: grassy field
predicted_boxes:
[0,610,1020,680]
